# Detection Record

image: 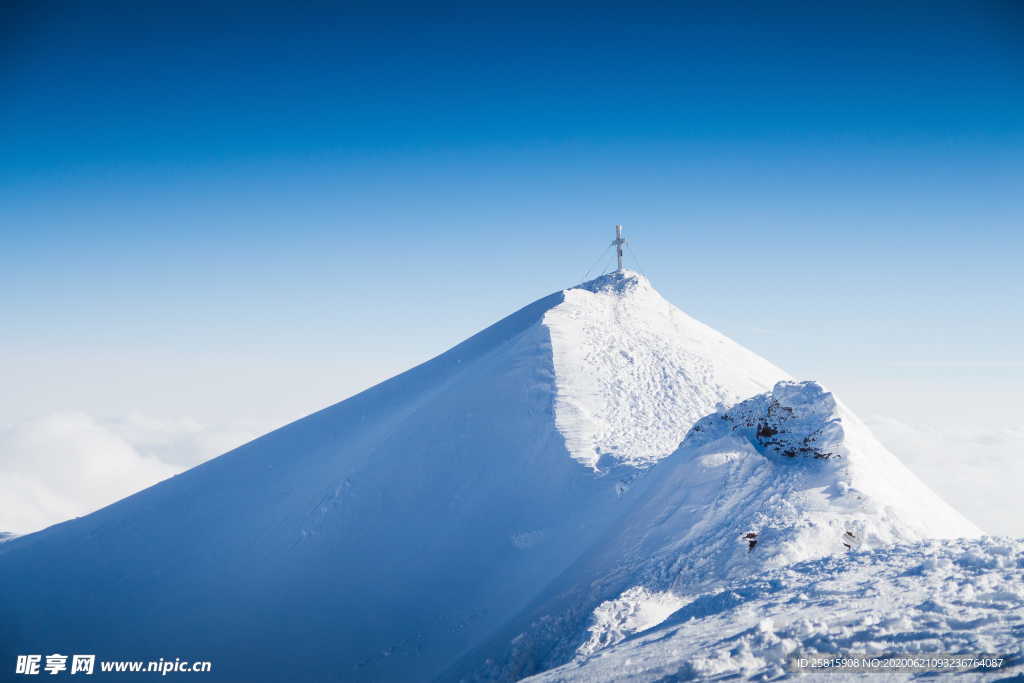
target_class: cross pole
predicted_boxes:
[612,225,626,272]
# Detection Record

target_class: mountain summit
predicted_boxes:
[548,271,787,469]
[0,272,979,681]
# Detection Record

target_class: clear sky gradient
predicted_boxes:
[2,2,1022,531]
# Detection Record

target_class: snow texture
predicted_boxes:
[447,382,983,681]
[577,586,686,658]
[527,537,1024,682]
[547,271,787,469]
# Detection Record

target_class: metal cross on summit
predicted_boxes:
[612,225,627,272]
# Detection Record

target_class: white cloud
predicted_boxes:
[0,412,258,535]
[100,413,259,467]
[866,415,1024,537]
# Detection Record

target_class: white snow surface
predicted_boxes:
[546,271,788,468]
[527,537,1024,682]
[0,271,987,682]
[0,272,792,682]
[577,586,687,658]
[453,381,983,681]
[663,380,983,576]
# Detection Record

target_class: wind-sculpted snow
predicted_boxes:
[687,380,847,460]
[449,382,981,681]
[679,381,982,549]
[527,537,1024,682]
[545,271,788,469]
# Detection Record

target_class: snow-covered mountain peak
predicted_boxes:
[572,269,651,296]
[0,274,987,683]
[0,271,794,681]
[546,272,790,470]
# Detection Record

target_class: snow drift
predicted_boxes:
[547,272,785,469]
[628,380,982,584]
[527,537,1024,682]
[0,271,984,682]
[446,381,982,681]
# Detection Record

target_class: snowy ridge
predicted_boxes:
[528,537,1024,682]
[451,381,982,681]
[588,382,984,614]
[0,287,604,682]
[545,270,788,469]
[678,381,982,553]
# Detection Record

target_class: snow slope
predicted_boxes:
[621,380,983,585]
[0,271,985,682]
[528,537,1024,682]
[446,382,982,681]
[0,271,790,682]
[547,272,787,469]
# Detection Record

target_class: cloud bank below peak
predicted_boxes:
[0,412,257,534]
[866,415,1024,537]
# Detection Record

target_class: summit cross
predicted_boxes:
[612,225,626,272]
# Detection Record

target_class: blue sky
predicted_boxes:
[2,2,1023,532]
